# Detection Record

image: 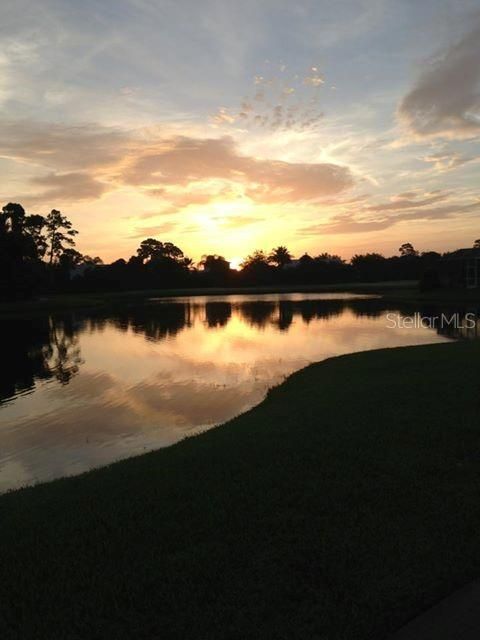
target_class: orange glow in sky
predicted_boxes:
[1,1,479,263]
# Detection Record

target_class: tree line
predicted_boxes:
[1,202,475,300]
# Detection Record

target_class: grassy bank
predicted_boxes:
[1,341,480,639]
[0,280,415,317]
[381,287,480,306]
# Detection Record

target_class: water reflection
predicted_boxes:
[0,293,477,492]
[205,302,231,328]
[1,316,82,402]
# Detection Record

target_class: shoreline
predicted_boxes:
[2,341,480,638]
[2,280,480,319]
[0,280,415,317]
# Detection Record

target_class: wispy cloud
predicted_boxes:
[422,150,475,171]
[300,191,480,235]
[365,192,449,212]
[129,222,178,239]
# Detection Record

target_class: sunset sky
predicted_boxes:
[1,0,480,265]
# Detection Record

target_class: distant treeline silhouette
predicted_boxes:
[1,201,474,300]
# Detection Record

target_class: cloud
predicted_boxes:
[0,120,354,211]
[215,215,262,229]
[211,108,237,125]
[366,192,449,212]
[423,151,474,171]
[27,171,108,204]
[144,186,241,214]
[0,120,132,170]
[398,18,480,140]
[300,194,480,235]
[315,193,371,207]
[300,215,392,235]
[123,135,354,203]
[129,222,178,239]
[395,191,419,199]
[210,67,325,133]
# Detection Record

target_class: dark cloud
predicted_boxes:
[0,120,132,170]
[27,171,108,204]
[0,120,129,204]
[398,18,480,139]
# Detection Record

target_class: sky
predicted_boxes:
[1,0,480,265]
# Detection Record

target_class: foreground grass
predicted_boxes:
[1,341,480,639]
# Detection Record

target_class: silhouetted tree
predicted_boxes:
[199,254,230,273]
[241,250,269,270]
[24,214,47,258]
[199,254,231,285]
[1,203,27,235]
[268,246,292,268]
[83,255,103,266]
[0,203,47,298]
[2,200,475,297]
[59,248,84,269]
[45,209,78,266]
[315,253,344,264]
[137,238,184,263]
[240,250,273,284]
[399,242,418,257]
[420,251,441,261]
[351,253,386,281]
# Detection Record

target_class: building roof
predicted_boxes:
[442,248,480,261]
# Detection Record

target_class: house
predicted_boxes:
[283,259,301,270]
[438,248,480,288]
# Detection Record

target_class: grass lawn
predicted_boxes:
[1,341,480,639]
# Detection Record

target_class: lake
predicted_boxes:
[1,292,478,492]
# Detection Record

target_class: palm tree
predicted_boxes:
[268,245,293,268]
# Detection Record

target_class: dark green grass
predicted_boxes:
[1,341,480,639]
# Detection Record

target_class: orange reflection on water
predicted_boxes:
[0,294,453,492]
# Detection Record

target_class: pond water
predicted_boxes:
[1,292,478,492]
